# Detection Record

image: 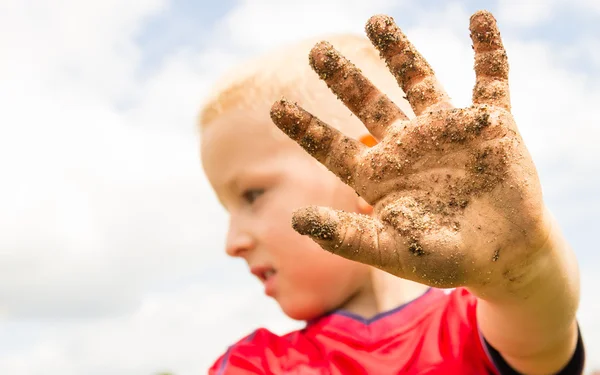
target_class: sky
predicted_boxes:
[0,0,599,374]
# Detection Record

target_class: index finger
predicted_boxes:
[270,98,365,186]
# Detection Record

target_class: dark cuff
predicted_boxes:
[484,325,585,375]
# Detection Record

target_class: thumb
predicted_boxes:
[292,206,388,267]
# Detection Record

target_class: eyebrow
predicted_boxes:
[216,170,251,205]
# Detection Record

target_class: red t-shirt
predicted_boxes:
[209,288,585,374]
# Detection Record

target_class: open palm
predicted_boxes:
[270,11,549,291]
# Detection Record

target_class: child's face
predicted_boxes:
[201,108,372,320]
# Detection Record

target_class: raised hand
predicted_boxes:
[270,11,549,292]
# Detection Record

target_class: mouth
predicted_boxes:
[262,269,276,281]
[250,265,277,283]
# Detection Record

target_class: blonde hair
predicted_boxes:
[198,34,411,137]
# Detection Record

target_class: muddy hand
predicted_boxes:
[270,11,547,290]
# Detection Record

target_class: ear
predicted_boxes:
[357,196,373,215]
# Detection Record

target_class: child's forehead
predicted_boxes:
[202,108,288,145]
[200,108,336,184]
[201,109,294,169]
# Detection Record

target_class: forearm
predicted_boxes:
[472,213,581,374]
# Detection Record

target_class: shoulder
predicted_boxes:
[208,328,306,375]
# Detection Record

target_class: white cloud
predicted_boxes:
[0,0,166,103]
[496,1,556,27]
[496,0,600,27]
[0,0,230,320]
[0,0,599,374]
[123,48,241,134]
[0,281,301,375]
[219,0,399,51]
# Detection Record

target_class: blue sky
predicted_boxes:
[136,0,235,73]
[135,0,600,79]
[0,0,599,374]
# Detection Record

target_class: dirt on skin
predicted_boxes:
[308,41,407,136]
[470,11,511,110]
[292,207,339,241]
[275,104,514,266]
[365,15,447,115]
[271,11,518,269]
[270,98,360,185]
[272,102,513,263]
[374,106,512,252]
[292,206,382,260]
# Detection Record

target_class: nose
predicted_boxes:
[225,215,254,258]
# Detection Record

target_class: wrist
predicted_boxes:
[469,210,579,306]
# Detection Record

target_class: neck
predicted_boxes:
[338,268,430,319]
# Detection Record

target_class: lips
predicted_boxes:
[249,265,278,296]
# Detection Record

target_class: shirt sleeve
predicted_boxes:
[483,324,585,375]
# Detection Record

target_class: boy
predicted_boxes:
[200,11,584,374]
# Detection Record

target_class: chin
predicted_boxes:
[279,299,325,321]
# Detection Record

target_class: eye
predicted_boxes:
[242,188,265,205]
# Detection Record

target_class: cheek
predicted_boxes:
[256,202,297,245]
[256,182,328,241]
[297,252,368,286]
[285,247,369,298]
[278,254,370,319]
[298,173,359,212]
